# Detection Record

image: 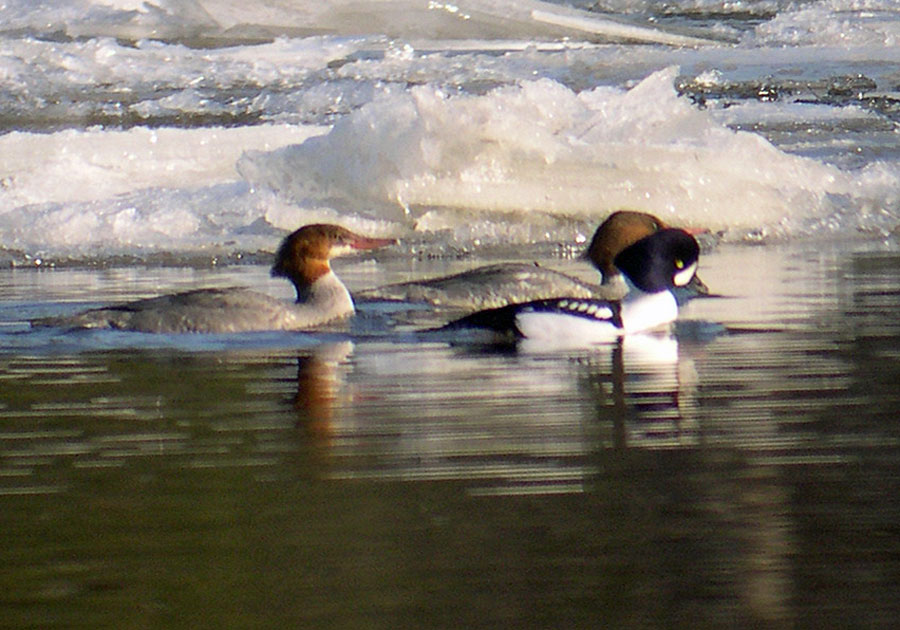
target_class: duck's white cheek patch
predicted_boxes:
[673,262,698,287]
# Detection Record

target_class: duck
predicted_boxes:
[436,228,700,346]
[356,210,706,310]
[31,224,396,334]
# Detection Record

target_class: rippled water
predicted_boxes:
[1,241,898,627]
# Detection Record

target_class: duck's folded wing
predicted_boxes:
[358,263,605,309]
[32,288,295,333]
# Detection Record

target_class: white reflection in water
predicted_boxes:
[292,333,700,495]
[287,333,794,622]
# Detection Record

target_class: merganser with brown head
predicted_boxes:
[32,224,395,334]
[356,211,706,310]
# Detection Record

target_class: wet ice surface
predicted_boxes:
[2,0,900,626]
[1,0,900,265]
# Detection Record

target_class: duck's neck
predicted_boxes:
[292,270,355,324]
[601,271,627,293]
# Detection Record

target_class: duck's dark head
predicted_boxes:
[613,228,700,294]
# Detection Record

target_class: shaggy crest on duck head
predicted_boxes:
[272,224,395,301]
[583,211,667,281]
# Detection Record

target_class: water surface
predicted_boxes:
[1,241,898,628]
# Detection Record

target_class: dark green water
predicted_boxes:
[1,240,899,628]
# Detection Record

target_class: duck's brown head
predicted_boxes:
[584,211,668,281]
[272,224,396,297]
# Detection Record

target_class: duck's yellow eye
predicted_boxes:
[674,259,684,270]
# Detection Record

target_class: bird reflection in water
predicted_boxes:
[287,333,793,625]
[597,333,700,451]
[289,331,706,493]
[587,335,793,626]
[292,341,354,445]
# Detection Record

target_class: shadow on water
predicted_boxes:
[0,245,899,628]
